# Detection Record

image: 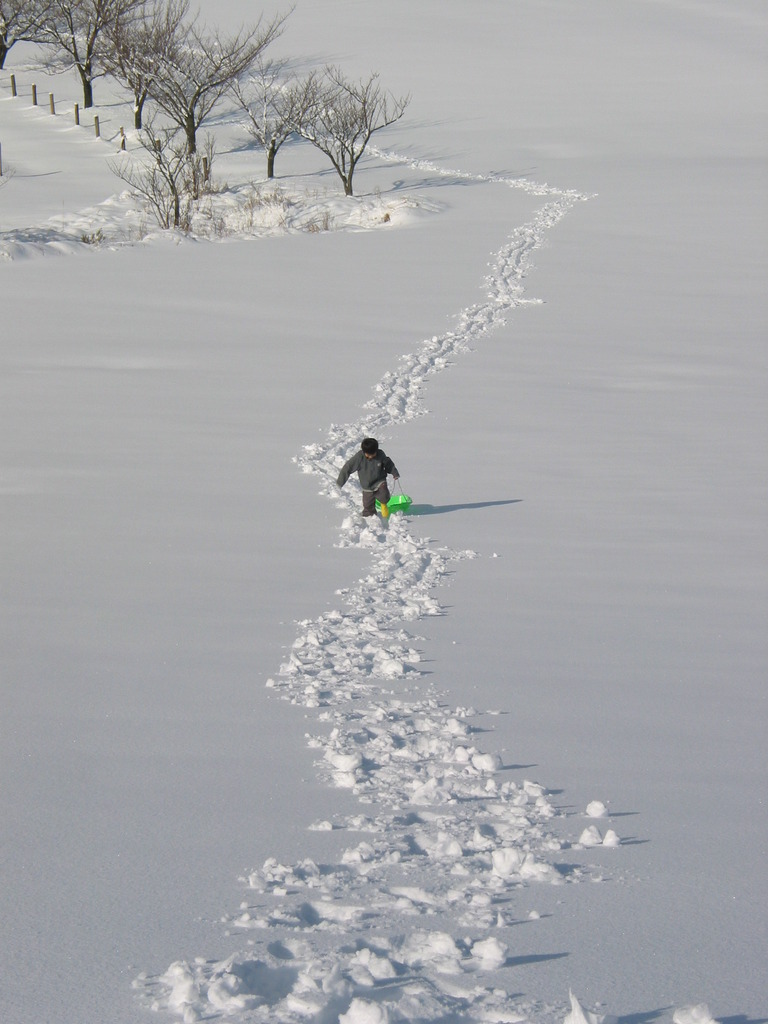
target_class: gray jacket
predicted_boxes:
[337,449,399,492]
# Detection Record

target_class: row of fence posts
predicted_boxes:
[4,72,126,149]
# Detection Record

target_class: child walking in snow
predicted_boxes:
[337,438,400,518]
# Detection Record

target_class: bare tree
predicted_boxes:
[296,66,409,196]
[38,0,144,108]
[147,10,288,154]
[105,0,189,130]
[110,118,212,228]
[0,0,54,69]
[232,57,302,179]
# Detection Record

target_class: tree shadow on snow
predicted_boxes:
[409,499,522,516]
[390,173,487,192]
[616,1010,668,1024]
[613,1011,767,1024]
[504,951,568,968]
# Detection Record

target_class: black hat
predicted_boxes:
[361,437,379,455]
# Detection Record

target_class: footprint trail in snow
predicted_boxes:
[140,162,624,1024]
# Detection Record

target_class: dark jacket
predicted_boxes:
[337,449,399,491]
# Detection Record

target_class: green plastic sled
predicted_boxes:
[376,493,413,514]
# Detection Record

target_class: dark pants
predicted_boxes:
[362,482,390,516]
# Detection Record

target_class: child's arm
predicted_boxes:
[337,453,360,487]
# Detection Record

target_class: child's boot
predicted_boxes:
[380,502,390,519]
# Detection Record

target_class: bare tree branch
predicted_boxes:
[295,66,409,196]
[0,0,55,68]
[38,0,144,108]
[110,119,189,227]
[232,56,311,179]
[147,9,289,154]
[105,0,190,129]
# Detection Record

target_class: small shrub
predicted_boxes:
[305,210,334,233]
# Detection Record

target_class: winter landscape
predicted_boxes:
[1,1,766,1023]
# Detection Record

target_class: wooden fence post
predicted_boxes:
[119,127,126,150]
[31,83,37,105]
[49,93,55,115]
[74,103,80,126]
[0,142,3,178]
[94,115,100,138]
[10,74,16,97]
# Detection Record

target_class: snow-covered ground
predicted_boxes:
[1,2,766,1023]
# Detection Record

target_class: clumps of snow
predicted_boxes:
[399,930,463,974]
[491,847,559,884]
[578,826,604,848]
[673,1005,718,1024]
[473,751,504,772]
[578,826,621,849]
[146,937,551,1023]
[307,819,334,831]
[469,936,508,970]
[578,802,620,846]
[340,999,390,1024]
[585,800,608,818]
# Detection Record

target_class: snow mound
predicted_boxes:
[585,801,608,818]
[340,999,390,1024]
[673,1006,718,1024]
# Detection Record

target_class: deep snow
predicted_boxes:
[1,2,766,1023]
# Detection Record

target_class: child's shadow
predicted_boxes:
[409,499,522,516]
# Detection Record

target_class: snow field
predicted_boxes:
[2,2,765,1021]
[136,166,627,1023]
[1,62,728,1020]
